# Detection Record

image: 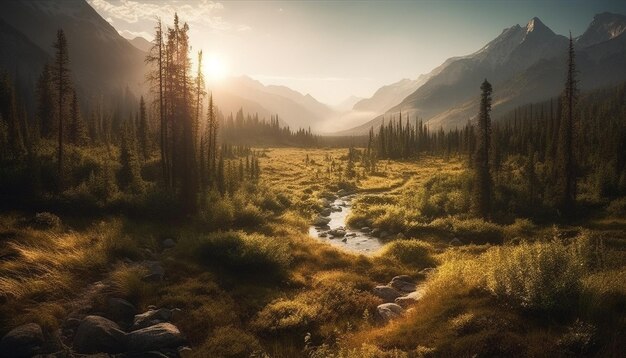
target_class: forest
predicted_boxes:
[0,4,625,358]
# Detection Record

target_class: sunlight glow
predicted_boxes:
[205,53,230,81]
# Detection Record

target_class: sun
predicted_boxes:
[205,53,230,81]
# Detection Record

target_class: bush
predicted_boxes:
[185,231,292,277]
[429,234,601,313]
[194,326,262,358]
[379,240,436,268]
[252,299,319,335]
[483,240,588,311]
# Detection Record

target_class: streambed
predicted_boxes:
[308,194,383,254]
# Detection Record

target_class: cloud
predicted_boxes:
[88,0,245,31]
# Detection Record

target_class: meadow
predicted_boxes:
[1,147,624,357]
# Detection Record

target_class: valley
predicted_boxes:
[0,1,625,357]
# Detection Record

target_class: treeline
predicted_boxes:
[0,14,262,216]
[368,36,624,219]
[221,109,318,147]
[365,114,473,160]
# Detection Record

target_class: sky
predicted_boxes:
[89,0,626,105]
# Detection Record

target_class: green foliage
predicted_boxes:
[181,231,292,277]
[379,240,436,268]
[252,299,319,335]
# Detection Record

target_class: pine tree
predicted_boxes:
[36,64,55,138]
[138,96,149,159]
[118,122,143,193]
[52,29,72,189]
[555,33,578,216]
[473,79,493,219]
[69,90,88,146]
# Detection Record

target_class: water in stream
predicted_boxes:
[308,195,383,255]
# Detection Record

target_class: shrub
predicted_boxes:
[483,240,586,311]
[252,299,319,335]
[379,240,436,268]
[233,203,266,228]
[185,231,292,277]
[194,326,262,358]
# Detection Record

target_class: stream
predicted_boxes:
[308,194,383,255]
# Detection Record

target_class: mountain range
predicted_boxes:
[0,1,624,136]
[342,12,626,135]
[0,0,146,105]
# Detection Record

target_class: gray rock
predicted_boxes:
[319,232,328,238]
[142,261,165,282]
[73,316,127,354]
[341,238,347,243]
[162,239,176,249]
[126,323,185,352]
[395,290,425,308]
[319,198,331,207]
[107,298,137,326]
[313,216,331,227]
[330,205,342,212]
[450,238,463,246]
[345,232,357,237]
[371,228,381,237]
[329,229,346,237]
[377,303,405,323]
[178,346,193,358]
[390,277,417,293]
[0,323,44,358]
[132,308,173,330]
[373,286,402,303]
[361,227,371,233]
[419,267,437,276]
[320,208,332,217]
[396,232,406,239]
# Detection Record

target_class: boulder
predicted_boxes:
[390,277,417,293]
[373,286,402,303]
[178,346,193,358]
[396,232,406,239]
[330,205,342,212]
[419,267,437,276]
[329,229,346,237]
[450,238,463,246]
[377,303,405,323]
[395,290,424,308]
[345,232,357,237]
[361,227,371,233]
[319,198,331,207]
[371,228,381,237]
[341,238,347,243]
[0,323,44,358]
[132,308,173,330]
[126,323,186,352]
[320,208,332,217]
[319,232,328,238]
[73,316,127,354]
[107,298,137,326]
[313,216,331,227]
[142,261,165,282]
[162,239,176,249]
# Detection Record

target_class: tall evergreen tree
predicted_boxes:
[69,90,88,146]
[52,29,72,189]
[36,64,55,139]
[138,96,149,159]
[555,33,578,216]
[473,79,493,219]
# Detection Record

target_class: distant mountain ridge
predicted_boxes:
[209,75,333,131]
[0,0,146,102]
[341,12,626,135]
